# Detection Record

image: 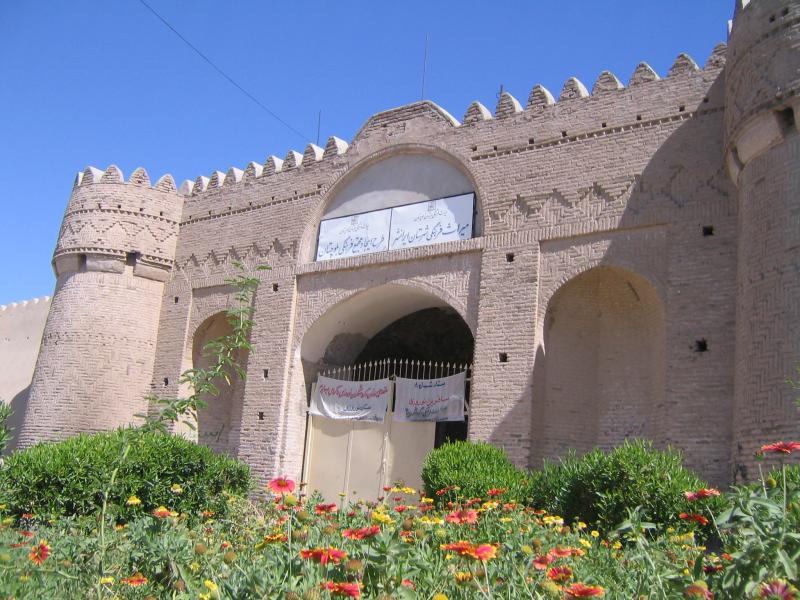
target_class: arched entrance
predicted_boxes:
[300,285,474,500]
[192,312,249,456]
[532,266,665,466]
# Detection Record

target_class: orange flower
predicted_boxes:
[684,488,721,501]
[760,442,800,455]
[564,582,605,597]
[679,513,710,526]
[28,540,49,565]
[533,554,555,570]
[685,581,714,598]
[440,540,476,556]
[342,526,380,540]
[268,476,296,495]
[152,506,171,518]
[446,509,479,525]
[315,502,338,515]
[487,488,507,497]
[120,573,148,587]
[550,546,585,558]
[547,566,573,582]
[472,544,498,561]
[322,581,361,598]
[300,547,347,565]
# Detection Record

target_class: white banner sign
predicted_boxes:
[310,376,390,422]
[394,372,466,422]
[389,194,474,251]
[316,209,391,261]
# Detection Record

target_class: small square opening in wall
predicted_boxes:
[498,352,509,363]
[272,283,279,292]
[163,377,169,387]
[263,369,269,379]
[561,131,567,137]
[702,225,714,237]
[601,122,607,128]
[506,253,515,263]
[258,411,265,421]
[679,105,686,112]
[174,296,179,304]
[695,339,708,353]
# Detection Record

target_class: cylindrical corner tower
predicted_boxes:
[16,166,183,447]
[726,0,800,481]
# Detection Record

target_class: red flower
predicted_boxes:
[17,531,33,538]
[436,485,457,496]
[550,546,584,558]
[684,488,721,501]
[441,540,476,556]
[300,547,347,565]
[758,579,797,599]
[487,488,506,497]
[564,583,605,597]
[152,506,171,518]
[28,540,49,565]
[315,503,338,515]
[472,544,498,561]
[761,442,800,455]
[268,476,296,495]
[401,579,415,589]
[342,526,380,540]
[322,581,361,598]
[446,509,479,525]
[547,566,573,582]
[679,513,710,526]
[120,573,148,587]
[533,553,555,570]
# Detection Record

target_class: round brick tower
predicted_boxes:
[726,0,800,481]
[16,166,183,447]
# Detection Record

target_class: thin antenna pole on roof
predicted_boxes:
[420,33,429,101]
[316,110,322,146]
[497,84,504,100]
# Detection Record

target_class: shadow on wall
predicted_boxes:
[488,73,737,486]
[2,385,30,454]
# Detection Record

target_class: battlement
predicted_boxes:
[176,46,725,200]
[0,296,51,314]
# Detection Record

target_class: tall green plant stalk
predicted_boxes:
[92,261,267,586]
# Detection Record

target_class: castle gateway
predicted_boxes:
[16,0,800,490]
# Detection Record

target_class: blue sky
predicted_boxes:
[0,1,732,305]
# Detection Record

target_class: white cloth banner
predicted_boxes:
[310,376,390,422]
[394,372,466,422]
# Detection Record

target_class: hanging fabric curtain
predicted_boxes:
[310,376,390,422]
[393,371,466,422]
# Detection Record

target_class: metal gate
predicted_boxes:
[302,359,472,502]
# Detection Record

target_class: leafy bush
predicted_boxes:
[528,439,724,532]
[421,440,530,503]
[1,428,251,519]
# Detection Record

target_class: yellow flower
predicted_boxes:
[421,497,434,504]
[371,511,395,525]
[204,579,218,592]
[170,484,183,495]
[481,501,499,511]
[2,517,12,525]
[499,517,512,523]
[454,571,473,583]
[577,521,587,529]
[612,541,622,549]
[126,495,141,506]
[99,576,114,585]
[433,594,449,600]
[199,595,210,600]
[19,575,30,582]
[590,530,600,538]
[190,561,201,572]
[579,539,592,548]
[521,545,533,555]
[419,516,444,526]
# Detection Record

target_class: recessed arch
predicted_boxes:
[298,144,485,262]
[531,265,666,466]
[191,311,249,456]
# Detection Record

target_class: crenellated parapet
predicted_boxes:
[725,0,800,183]
[55,165,184,282]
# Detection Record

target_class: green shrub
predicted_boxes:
[421,440,530,504]
[528,439,725,532]
[1,428,251,520]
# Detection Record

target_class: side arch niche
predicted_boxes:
[191,312,250,456]
[531,266,666,467]
[298,283,475,501]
